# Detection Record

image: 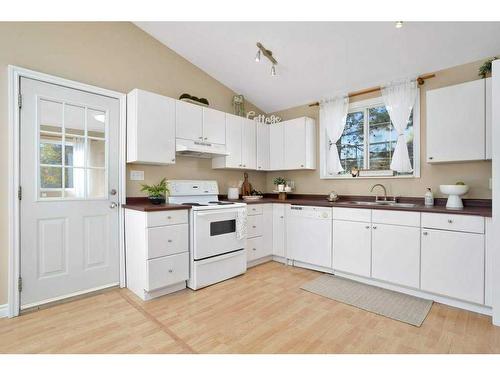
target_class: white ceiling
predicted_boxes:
[135,22,500,113]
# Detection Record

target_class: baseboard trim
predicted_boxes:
[0,304,8,318]
[247,255,273,268]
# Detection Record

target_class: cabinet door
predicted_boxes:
[262,204,273,256]
[242,118,256,169]
[269,125,284,170]
[127,89,176,164]
[284,118,306,169]
[426,79,485,162]
[175,100,203,141]
[421,229,484,304]
[272,204,286,257]
[372,224,420,288]
[486,77,492,160]
[203,107,226,145]
[256,122,270,171]
[333,220,371,277]
[225,114,243,168]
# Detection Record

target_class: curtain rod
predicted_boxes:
[308,73,436,107]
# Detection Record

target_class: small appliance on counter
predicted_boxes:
[440,183,469,209]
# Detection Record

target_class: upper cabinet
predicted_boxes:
[256,121,270,171]
[127,89,176,165]
[175,101,225,145]
[426,78,491,163]
[212,114,256,169]
[283,117,316,170]
[269,124,285,170]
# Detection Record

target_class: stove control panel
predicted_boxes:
[168,180,219,196]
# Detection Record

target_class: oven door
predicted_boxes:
[193,209,246,260]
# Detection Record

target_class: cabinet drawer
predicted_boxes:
[247,215,263,238]
[246,236,268,261]
[421,213,484,233]
[146,252,189,292]
[146,224,188,259]
[333,207,371,222]
[372,210,420,227]
[247,204,263,216]
[146,210,188,228]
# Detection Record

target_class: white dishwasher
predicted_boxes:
[287,205,333,269]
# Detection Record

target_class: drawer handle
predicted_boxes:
[252,225,256,228]
[168,269,173,273]
[167,239,173,243]
[429,156,434,160]
[372,226,377,229]
[252,248,256,251]
[423,231,428,236]
[365,225,370,229]
[280,216,284,219]
[447,219,453,224]
[167,216,172,220]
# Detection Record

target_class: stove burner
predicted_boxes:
[182,203,208,207]
[208,201,235,205]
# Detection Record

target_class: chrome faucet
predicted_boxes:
[370,184,396,203]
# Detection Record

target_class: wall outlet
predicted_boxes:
[130,170,144,181]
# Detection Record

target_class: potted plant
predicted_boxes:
[140,178,169,205]
[273,176,287,192]
[478,57,498,78]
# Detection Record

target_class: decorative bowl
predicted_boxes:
[439,185,469,209]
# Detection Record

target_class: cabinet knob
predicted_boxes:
[301,164,304,167]
[252,225,256,228]
[423,231,428,236]
[243,164,246,167]
[168,269,173,273]
[447,219,453,224]
[167,239,172,243]
[252,248,256,251]
[171,158,176,162]
[239,164,242,167]
[429,156,434,160]
[280,216,284,219]
[365,225,370,229]
[167,216,172,219]
[198,136,203,140]
[204,137,208,140]
[372,226,377,229]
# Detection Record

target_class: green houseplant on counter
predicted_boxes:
[273,176,287,192]
[140,177,170,205]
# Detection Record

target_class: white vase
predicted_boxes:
[278,184,285,192]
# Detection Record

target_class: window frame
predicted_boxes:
[319,92,420,179]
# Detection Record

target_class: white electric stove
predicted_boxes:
[167,180,248,290]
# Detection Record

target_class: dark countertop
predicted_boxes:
[123,197,191,212]
[123,195,492,217]
[224,194,492,217]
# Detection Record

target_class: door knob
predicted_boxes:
[110,188,117,195]
[110,202,118,209]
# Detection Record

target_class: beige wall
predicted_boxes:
[267,59,493,199]
[0,22,267,305]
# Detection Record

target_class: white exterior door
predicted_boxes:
[19,77,121,309]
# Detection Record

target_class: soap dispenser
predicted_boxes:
[424,187,434,207]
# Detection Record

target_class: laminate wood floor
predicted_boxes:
[2,261,500,354]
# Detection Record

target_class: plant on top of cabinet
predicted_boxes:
[141,178,170,205]
[478,57,498,78]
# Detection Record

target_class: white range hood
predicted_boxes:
[175,138,229,158]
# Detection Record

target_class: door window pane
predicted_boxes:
[40,142,62,165]
[64,167,85,198]
[65,139,85,167]
[40,99,63,135]
[87,109,105,138]
[87,139,105,168]
[65,104,85,136]
[87,169,106,199]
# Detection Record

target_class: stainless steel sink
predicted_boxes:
[338,201,417,208]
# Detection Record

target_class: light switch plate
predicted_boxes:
[130,170,144,181]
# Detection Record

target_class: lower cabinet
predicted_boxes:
[333,220,371,277]
[371,224,420,289]
[272,204,286,258]
[246,204,272,263]
[421,228,485,304]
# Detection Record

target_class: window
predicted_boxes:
[323,96,419,178]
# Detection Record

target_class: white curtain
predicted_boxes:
[381,79,418,173]
[320,96,349,175]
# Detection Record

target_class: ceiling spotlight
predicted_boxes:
[271,64,277,77]
[395,21,403,29]
[255,49,261,62]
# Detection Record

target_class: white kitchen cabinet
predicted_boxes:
[486,77,492,160]
[127,89,176,165]
[371,224,420,288]
[212,114,256,169]
[333,220,371,277]
[421,228,484,304]
[125,208,190,301]
[426,79,486,163]
[202,107,226,144]
[256,121,270,171]
[269,125,284,170]
[246,204,272,264]
[175,100,203,141]
[485,217,493,306]
[283,117,316,170]
[272,204,286,258]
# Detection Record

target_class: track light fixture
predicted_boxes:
[255,42,278,76]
